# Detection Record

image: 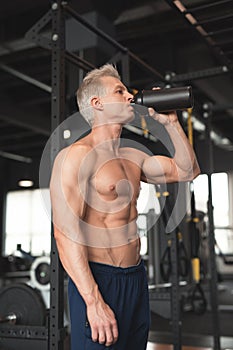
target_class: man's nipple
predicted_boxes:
[109,184,116,191]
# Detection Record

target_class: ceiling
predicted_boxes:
[0,0,233,169]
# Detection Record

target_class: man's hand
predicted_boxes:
[87,298,118,346]
[148,107,178,126]
[147,86,178,126]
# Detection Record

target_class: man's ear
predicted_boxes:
[91,96,103,110]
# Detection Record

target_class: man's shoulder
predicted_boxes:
[53,138,94,168]
[71,138,93,153]
[61,138,93,156]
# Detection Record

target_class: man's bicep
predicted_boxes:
[141,155,178,184]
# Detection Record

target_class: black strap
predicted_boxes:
[160,243,172,282]
[191,283,207,315]
[177,234,189,277]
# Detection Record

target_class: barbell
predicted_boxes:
[0,283,46,326]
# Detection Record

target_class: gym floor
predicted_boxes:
[147,344,212,350]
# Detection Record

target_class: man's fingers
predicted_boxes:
[87,302,118,346]
[105,326,114,346]
[98,328,106,344]
[148,107,154,116]
[112,321,119,343]
[148,107,157,118]
[105,324,118,345]
[91,326,98,343]
[91,322,118,346]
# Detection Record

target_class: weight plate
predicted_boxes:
[0,283,46,326]
[30,256,50,291]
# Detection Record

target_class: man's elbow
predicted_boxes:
[178,163,201,182]
[193,165,201,179]
[185,164,201,181]
[191,160,201,179]
[53,224,68,244]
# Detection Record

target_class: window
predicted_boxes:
[137,182,160,256]
[4,189,51,256]
[193,172,229,226]
[193,172,232,254]
[137,182,160,215]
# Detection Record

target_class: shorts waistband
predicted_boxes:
[89,259,143,275]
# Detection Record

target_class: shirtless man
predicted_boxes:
[50,64,200,350]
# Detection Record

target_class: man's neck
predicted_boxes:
[91,124,122,152]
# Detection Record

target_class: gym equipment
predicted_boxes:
[0,283,46,326]
[160,231,189,282]
[157,186,189,282]
[160,239,172,282]
[186,108,207,315]
[177,232,189,278]
[133,86,194,112]
[187,184,207,315]
[30,256,50,291]
[181,282,207,315]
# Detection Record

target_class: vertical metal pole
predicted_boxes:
[147,209,157,285]
[156,184,182,348]
[170,228,182,350]
[203,104,221,350]
[162,184,182,350]
[49,1,66,349]
[152,220,161,286]
[0,159,6,256]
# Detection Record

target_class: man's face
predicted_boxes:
[98,76,135,125]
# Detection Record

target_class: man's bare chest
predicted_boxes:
[90,155,141,200]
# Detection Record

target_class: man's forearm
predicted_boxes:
[165,120,200,178]
[54,228,100,304]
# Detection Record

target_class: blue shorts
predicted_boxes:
[68,260,150,350]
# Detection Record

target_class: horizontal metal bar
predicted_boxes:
[0,130,34,141]
[166,65,229,83]
[0,63,52,93]
[0,38,36,57]
[0,325,48,339]
[0,108,50,136]
[65,51,95,71]
[1,140,46,152]
[211,103,233,112]
[205,26,233,37]
[185,0,232,13]
[211,38,233,47]
[0,150,32,163]
[123,124,158,143]
[193,13,233,26]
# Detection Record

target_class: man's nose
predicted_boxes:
[127,92,134,102]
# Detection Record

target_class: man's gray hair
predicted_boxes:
[76,63,121,126]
